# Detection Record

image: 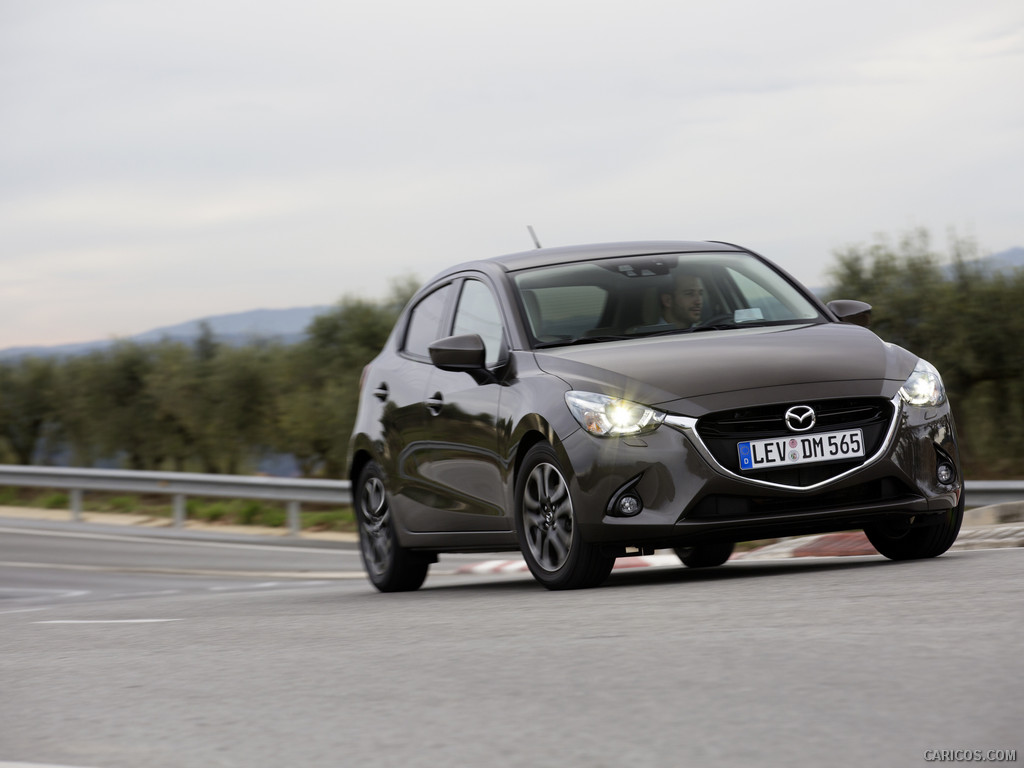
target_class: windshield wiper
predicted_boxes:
[685,319,824,333]
[534,335,631,348]
[635,322,761,337]
[683,323,742,333]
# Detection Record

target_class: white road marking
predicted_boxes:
[34,619,182,624]
[209,581,280,591]
[0,559,362,578]
[0,587,88,615]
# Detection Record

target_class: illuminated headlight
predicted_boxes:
[565,391,665,437]
[899,359,947,407]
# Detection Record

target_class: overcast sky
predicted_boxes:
[2,0,1022,349]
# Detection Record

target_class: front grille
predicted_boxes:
[695,397,895,487]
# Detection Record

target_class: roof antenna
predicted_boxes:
[527,225,542,249]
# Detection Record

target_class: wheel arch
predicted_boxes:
[509,414,574,502]
[348,442,374,485]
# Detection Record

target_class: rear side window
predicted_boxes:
[404,283,454,358]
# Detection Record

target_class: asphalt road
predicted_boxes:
[1,524,1021,768]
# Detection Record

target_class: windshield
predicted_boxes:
[511,251,825,348]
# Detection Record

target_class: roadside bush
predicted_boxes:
[107,495,140,513]
[41,492,68,509]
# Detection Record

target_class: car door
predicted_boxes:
[373,281,456,530]
[409,277,511,532]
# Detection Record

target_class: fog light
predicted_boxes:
[617,495,642,516]
[937,463,956,485]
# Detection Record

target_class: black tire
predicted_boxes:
[355,461,430,592]
[674,541,735,568]
[864,498,964,561]
[514,444,615,590]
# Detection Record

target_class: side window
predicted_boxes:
[452,280,505,367]
[404,283,454,358]
[522,285,607,339]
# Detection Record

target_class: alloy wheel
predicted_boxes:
[359,475,392,577]
[522,461,575,572]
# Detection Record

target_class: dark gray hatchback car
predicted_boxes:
[347,241,962,590]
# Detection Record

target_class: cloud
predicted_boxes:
[1,0,1022,347]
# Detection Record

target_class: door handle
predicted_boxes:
[374,383,389,402]
[426,392,444,416]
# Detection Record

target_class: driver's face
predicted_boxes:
[666,275,703,324]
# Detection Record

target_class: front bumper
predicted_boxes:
[565,395,961,549]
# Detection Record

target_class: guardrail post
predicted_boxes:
[173,494,186,528]
[70,488,83,522]
[287,500,300,536]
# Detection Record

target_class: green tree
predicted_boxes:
[143,333,281,474]
[827,229,1024,477]
[143,341,211,471]
[0,356,58,464]
[52,352,109,466]
[202,343,277,474]
[91,343,170,470]
[270,278,418,477]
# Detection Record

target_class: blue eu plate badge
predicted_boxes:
[738,442,754,470]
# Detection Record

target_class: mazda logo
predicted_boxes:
[784,405,816,432]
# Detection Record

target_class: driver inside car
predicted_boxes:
[660,272,704,327]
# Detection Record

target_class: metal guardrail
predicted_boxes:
[964,480,1024,507]
[0,465,1021,535]
[0,464,351,535]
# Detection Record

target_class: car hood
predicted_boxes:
[531,323,919,416]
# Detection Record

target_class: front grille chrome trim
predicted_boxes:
[664,394,904,493]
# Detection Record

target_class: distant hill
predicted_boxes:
[129,306,333,345]
[975,246,1024,272]
[0,305,332,361]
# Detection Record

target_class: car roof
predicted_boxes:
[434,240,748,280]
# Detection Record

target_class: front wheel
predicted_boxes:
[864,498,964,561]
[355,461,430,592]
[514,444,614,590]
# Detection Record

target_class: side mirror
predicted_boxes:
[827,299,872,328]
[429,334,487,371]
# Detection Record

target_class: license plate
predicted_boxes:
[738,429,865,470]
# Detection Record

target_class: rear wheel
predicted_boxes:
[674,541,735,568]
[864,497,964,561]
[355,461,430,592]
[514,444,614,590]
